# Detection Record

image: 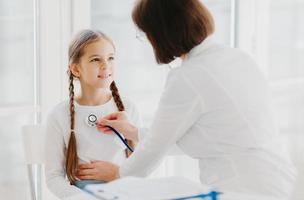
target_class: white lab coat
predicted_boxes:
[119,36,296,198]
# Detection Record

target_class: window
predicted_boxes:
[267,0,304,165]
[0,0,38,198]
[0,0,35,105]
[235,0,304,164]
[268,0,304,81]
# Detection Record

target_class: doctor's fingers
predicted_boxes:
[99,111,127,122]
[97,119,116,127]
[97,120,124,133]
[97,125,112,134]
[98,112,119,122]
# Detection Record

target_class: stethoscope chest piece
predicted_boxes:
[86,114,98,127]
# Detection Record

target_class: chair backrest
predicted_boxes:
[22,124,46,164]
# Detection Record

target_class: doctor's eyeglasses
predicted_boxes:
[135,29,148,42]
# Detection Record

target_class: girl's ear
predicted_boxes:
[69,63,81,78]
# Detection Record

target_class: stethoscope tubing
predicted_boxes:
[105,125,134,153]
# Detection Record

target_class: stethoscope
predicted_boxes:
[86,114,134,152]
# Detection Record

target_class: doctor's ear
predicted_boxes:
[69,64,80,78]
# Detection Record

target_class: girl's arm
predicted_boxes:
[44,113,82,198]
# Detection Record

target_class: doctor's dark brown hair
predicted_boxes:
[66,29,134,184]
[132,0,215,64]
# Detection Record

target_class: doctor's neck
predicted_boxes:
[76,86,112,106]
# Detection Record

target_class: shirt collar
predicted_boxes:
[185,35,216,61]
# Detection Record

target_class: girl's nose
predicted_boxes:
[100,61,109,70]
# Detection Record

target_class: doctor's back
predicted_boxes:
[173,37,296,198]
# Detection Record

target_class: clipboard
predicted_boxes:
[84,176,220,200]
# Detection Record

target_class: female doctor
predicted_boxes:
[77,0,296,198]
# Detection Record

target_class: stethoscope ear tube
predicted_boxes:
[105,125,134,153]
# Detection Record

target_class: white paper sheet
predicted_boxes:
[85,176,211,200]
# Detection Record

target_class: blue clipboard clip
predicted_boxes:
[172,191,222,200]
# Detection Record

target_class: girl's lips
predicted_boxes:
[97,74,112,79]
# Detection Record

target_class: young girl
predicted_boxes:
[44,29,141,199]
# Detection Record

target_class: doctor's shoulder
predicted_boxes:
[228,46,259,66]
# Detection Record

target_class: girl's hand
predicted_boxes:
[97,111,139,143]
[76,160,119,182]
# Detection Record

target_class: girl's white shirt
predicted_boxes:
[44,97,142,199]
[119,37,297,198]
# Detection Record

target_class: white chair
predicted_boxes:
[22,124,45,200]
[22,125,80,200]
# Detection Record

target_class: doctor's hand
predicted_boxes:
[76,160,120,182]
[97,111,139,143]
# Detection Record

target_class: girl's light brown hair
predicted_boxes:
[132,0,214,64]
[67,29,134,184]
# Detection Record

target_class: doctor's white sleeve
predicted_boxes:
[119,69,204,177]
[125,100,148,141]
[44,113,83,199]
[130,106,148,141]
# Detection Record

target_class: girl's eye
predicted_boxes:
[108,56,115,61]
[91,58,100,62]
